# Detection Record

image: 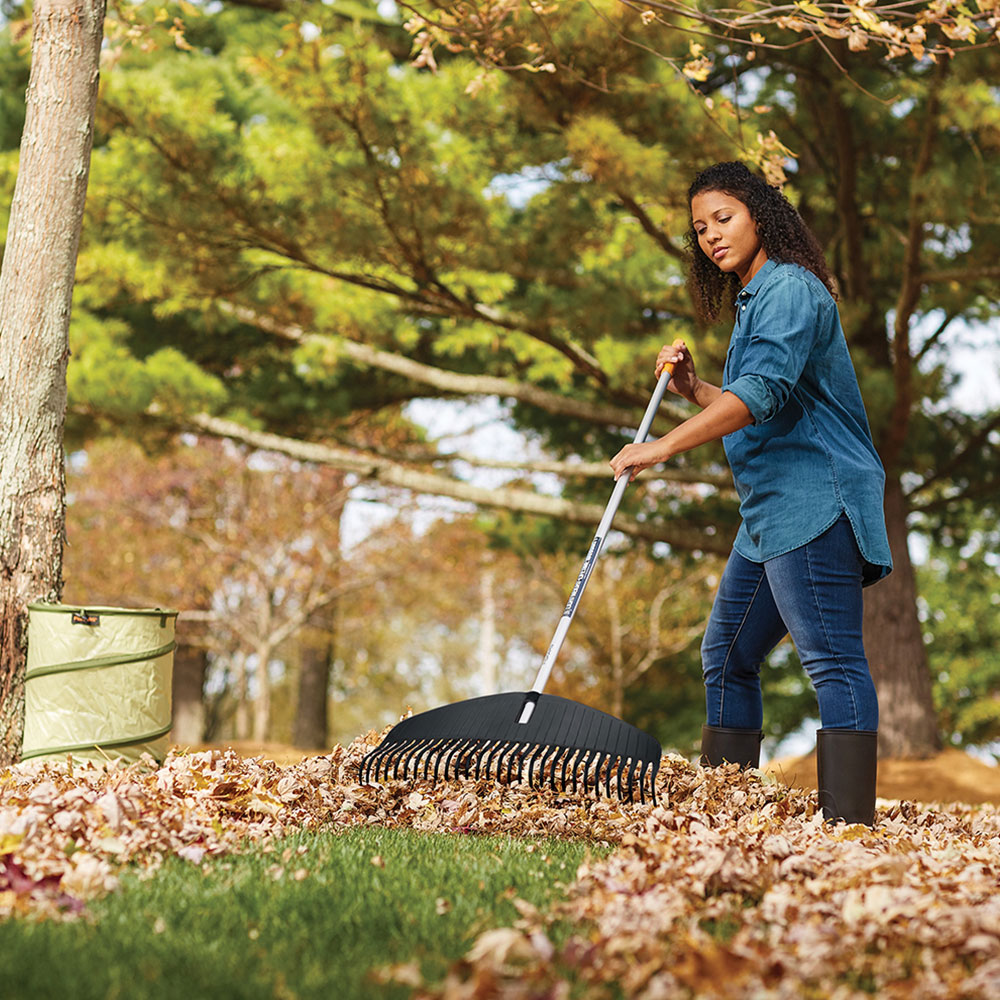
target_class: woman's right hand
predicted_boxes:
[656,340,699,402]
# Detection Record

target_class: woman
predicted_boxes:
[609,161,892,825]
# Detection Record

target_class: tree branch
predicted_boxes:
[218,302,690,427]
[913,309,958,364]
[882,59,948,474]
[441,452,734,490]
[614,190,687,262]
[183,412,734,554]
[907,410,1000,503]
[920,265,1000,285]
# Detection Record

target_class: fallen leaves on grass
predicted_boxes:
[3,731,1000,997]
[0,730,645,920]
[418,760,1000,1000]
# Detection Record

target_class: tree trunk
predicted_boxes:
[293,635,332,749]
[477,564,498,696]
[0,0,106,765]
[252,641,273,742]
[863,477,941,758]
[233,652,250,740]
[171,642,207,746]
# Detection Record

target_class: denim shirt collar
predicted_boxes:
[735,258,779,301]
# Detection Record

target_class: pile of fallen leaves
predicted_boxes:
[417,761,1000,1000]
[0,730,649,921]
[3,733,1000,998]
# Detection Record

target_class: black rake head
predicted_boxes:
[359,692,661,805]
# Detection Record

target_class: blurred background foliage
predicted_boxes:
[1,0,997,757]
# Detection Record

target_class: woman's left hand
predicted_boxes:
[609,439,670,483]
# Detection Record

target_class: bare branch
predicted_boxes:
[184,412,734,554]
[444,452,734,490]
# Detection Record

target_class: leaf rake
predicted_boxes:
[360,345,684,804]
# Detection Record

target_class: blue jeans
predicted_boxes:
[702,514,879,732]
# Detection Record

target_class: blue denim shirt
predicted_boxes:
[721,259,892,583]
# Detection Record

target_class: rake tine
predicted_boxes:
[548,746,563,790]
[497,741,515,781]
[595,752,609,799]
[530,744,550,788]
[538,744,559,788]
[368,743,392,782]
[433,740,458,783]
[386,740,411,779]
[482,740,506,779]
[374,748,393,781]
[520,744,534,787]
[507,743,523,784]
[495,741,517,781]
[643,758,657,806]
[439,740,459,780]
[603,753,614,799]
[456,738,479,778]
[519,743,541,786]
[364,742,395,782]
[400,739,428,779]
[560,746,576,791]
[422,740,446,780]
[514,744,528,785]
[477,740,496,779]
[519,744,534,785]
[614,755,627,801]
[533,745,547,786]
[623,758,635,804]
[442,739,468,780]
[455,739,478,778]
[484,740,507,779]
[472,742,486,779]
[579,749,593,795]
[414,741,433,780]
[527,745,540,787]
[366,750,383,781]
[490,741,509,780]
[507,743,522,784]
[589,752,602,800]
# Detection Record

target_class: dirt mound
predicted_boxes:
[767,747,1000,805]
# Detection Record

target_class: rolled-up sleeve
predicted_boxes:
[724,273,823,424]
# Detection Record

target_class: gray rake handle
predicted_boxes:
[518,362,675,725]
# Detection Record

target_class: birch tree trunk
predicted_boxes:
[0,0,106,765]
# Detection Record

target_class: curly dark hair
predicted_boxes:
[685,161,836,324]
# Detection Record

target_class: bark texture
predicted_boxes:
[863,478,942,757]
[0,0,106,764]
[170,642,208,746]
[293,636,333,749]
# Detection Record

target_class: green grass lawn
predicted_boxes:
[0,827,609,1000]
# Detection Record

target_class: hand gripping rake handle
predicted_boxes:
[518,342,681,725]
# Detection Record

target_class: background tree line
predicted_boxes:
[1,0,997,760]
